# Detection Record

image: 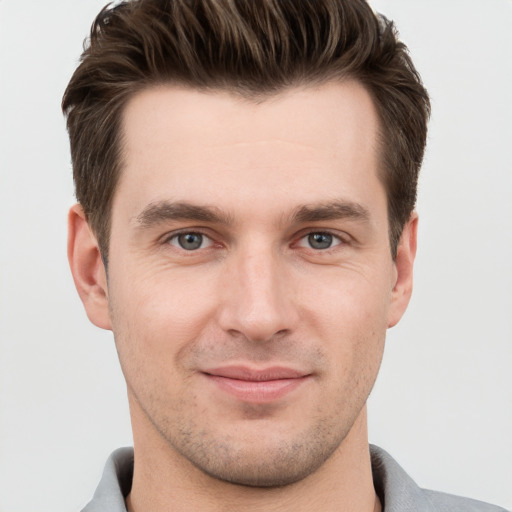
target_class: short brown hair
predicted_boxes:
[62,0,430,262]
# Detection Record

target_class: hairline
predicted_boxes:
[92,76,398,264]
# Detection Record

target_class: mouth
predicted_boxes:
[202,366,312,403]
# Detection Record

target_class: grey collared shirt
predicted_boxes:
[82,445,508,512]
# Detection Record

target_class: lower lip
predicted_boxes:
[205,375,309,403]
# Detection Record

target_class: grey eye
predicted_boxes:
[307,233,334,249]
[174,233,205,250]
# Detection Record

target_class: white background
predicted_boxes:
[0,1,511,511]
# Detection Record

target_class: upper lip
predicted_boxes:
[203,366,309,381]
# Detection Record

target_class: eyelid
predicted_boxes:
[299,232,340,247]
[163,229,216,249]
[294,229,350,250]
[159,227,350,251]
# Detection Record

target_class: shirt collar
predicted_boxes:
[82,445,434,512]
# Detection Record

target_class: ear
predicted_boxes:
[387,213,418,328]
[68,204,112,330]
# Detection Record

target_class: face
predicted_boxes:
[72,81,415,487]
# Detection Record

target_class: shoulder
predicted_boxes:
[422,489,509,512]
[81,447,133,512]
[370,445,509,512]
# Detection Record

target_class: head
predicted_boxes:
[63,0,429,264]
[65,0,429,493]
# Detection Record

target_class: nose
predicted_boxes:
[217,243,299,343]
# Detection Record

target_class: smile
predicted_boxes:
[202,366,312,403]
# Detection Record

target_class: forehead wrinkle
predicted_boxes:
[134,200,234,228]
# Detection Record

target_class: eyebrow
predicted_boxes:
[135,201,234,228]
[291,200,370,224]
[134,199,370,230]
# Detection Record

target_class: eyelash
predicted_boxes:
[164,230,216,251]
[163,229,347,252]
[296,231,345,251]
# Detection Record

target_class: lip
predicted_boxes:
[202,366,311,403]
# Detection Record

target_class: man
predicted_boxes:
[62,1,507,511]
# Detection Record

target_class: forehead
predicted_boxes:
[116,81,383,222]
[121,81,379,161]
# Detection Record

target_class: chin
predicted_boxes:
[171,422,348,488]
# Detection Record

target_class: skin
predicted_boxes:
[68,81,417,512]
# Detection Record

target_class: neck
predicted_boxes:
[126,404,380,512]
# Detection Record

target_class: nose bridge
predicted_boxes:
[218,238,297,342]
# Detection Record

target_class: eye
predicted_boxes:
[298,232,342,250]
[168,232,213,251]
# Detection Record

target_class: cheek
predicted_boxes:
[303,264,392,332]
[301,267,389,377]
[108,266,220,365]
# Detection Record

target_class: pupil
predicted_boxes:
[179,233,202,250]
[309,233,332,249]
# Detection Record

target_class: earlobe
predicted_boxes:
[68,204,112,330]
[387,213,418,328]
